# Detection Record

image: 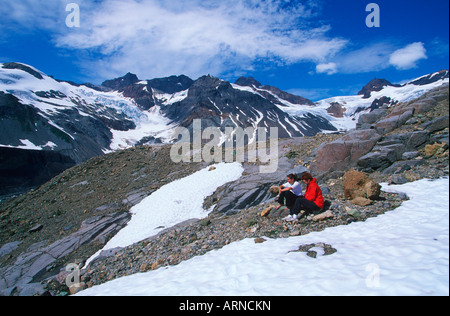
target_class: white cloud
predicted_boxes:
[0,0,83,31]
[316,41,428,75]
[333,42,395,74]
[316,62,338,75]
[389,42,427,70]
[50,0,347,80]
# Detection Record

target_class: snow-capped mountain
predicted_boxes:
[281,70,449,132]
[0,62,333,160]
[2,62,448,156]
[161,74,336,138]
[1,63,139,162]
[0,62,448,197]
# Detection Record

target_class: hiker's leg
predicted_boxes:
[284,191,298,209]
[302,199,320,215]
[278,191,287,206]
[291,197,307,216]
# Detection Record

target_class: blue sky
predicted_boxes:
[0,0,448,100]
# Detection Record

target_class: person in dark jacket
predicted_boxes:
[284,172,324,221]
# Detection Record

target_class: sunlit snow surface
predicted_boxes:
[78,178,449,296]
[83,162,244,267]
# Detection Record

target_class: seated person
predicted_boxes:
[284,172,324,221]
[276,173,303,210]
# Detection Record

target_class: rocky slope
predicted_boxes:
[0,82,448,296]
[0,145,208,295]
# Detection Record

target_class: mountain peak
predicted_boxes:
[234,76,314,106]
[147,74,193,94]
[2,62,44,80]
[235,76,262,88]
[358,78,401,99]
[191,75,228,89]
[101,73,140,90]
[409,69,449,86]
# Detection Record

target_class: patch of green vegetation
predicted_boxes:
[50,126,72,143]
[285,150,299,159]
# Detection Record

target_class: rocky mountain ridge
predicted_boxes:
[0,82,448,296]
[1,62,448,198]
[0,62,328,198]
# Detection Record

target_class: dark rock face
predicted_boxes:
[101,73,194,110]
[234,76,262,87]
[102,73,155,110]
[235,76,315,106]
[0,211,131,296]
[0,89,133,198]
[0,147,76,198]
[370,96,396,111]
[101,72,140,90]
[409,70,449,86]
[310,129,383,177]
[326,102,346,118]
[147,75,194,94]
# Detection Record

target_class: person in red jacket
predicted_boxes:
[283,172,325,222]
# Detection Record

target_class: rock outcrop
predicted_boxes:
[342,169,381,205]
[310,84,449,178]
[0,212,130,296]
[310,129,382,178]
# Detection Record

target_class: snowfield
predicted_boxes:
[77,177,449,296]
[84,162,244,267]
